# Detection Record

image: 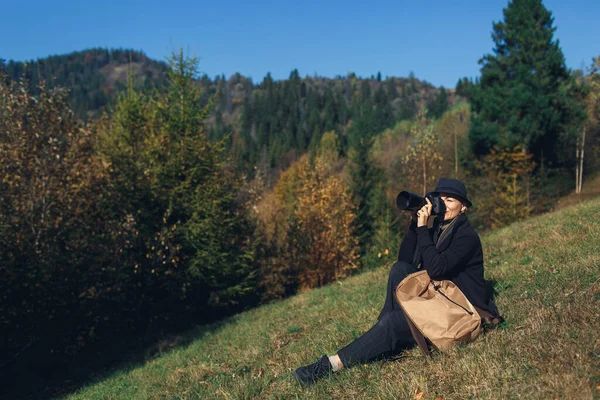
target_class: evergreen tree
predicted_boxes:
[455,77,474,100]
[386,77,398,98]
[348,137,383,259]
[469,0,585,163]
[101,51,257,312]
[373,84,394,130]
[428,87,449,119]
[365,180,397,268]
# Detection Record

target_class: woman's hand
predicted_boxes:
[417,198,432,227]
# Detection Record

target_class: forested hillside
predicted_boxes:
[0,49,168,119]
[2,49,448,173]
[211,70,448,174]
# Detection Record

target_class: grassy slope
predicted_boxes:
[69,199,600,400]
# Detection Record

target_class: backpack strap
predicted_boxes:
[404,314,431,357]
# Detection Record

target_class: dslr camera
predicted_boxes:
[396,191,446,216]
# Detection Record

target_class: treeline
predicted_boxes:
[211,70,449,175]
[2,48,449,175]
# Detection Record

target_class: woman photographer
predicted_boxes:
[293,178,501,387]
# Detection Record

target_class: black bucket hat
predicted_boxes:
[431,178,472,207]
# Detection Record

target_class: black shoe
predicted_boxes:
[293,355,333,387]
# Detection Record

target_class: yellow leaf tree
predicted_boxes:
[295,156,359,289]
[475,146,536,228]
[436,103,471,179]
[257,153,359,296]
[403,107,443,195]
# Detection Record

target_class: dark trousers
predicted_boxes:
[337,261,417,367]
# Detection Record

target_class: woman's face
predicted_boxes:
[440,193,466,221]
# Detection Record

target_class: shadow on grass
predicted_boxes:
[0,316,238,400]
[488,279,503,300]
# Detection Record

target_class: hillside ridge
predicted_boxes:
[1,48,444,121]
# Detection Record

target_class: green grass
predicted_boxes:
[68,199,600,399]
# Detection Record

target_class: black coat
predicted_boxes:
[397,213,500,317]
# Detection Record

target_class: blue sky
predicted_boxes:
[1,0,598,88]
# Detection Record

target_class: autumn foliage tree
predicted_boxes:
[436,102,471,179]
[257,152,359,298]
[403,107,443,195]
[253,190,300,300]
[0,77,118,373]
[475,146,536,228]
[294,157,359,289]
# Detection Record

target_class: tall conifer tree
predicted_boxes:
[469,0,585,163]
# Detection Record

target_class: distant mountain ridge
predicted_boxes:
[1,48,169,119]
[1,48,446,119]
[1,48,450,172]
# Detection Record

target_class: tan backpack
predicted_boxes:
[395,270,502,356]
